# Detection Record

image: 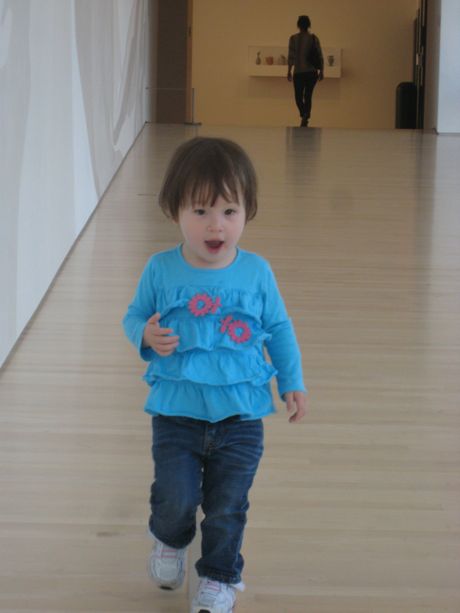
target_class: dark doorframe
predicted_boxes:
[185,0,193,123]
[414,0,428,128]
[156,0,188,123]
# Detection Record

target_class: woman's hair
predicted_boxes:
[297,15,311,31]
[159,137,258,222]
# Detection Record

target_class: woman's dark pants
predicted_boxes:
[293,71,318,119]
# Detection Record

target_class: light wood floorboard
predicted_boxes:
[1,124,460,612]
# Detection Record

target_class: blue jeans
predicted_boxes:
[149,414,264,584]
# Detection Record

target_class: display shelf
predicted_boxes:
[248,45,342,78]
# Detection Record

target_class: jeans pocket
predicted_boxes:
[225,419,264,469]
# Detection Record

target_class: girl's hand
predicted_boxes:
[143,313,180,356]
[284,391,308,423]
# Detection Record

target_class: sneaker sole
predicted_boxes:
[147,559,185,591]
[191,606,235,613]
[192,604,236,613]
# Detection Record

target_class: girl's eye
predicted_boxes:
[225,208,237,216]
[193,209,206,216]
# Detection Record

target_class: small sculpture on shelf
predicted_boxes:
[278,54,287,65]
[255,51,261,65]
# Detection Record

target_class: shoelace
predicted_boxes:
[201,579,223,595]
[198,578,245,602]
[158,542,183,560]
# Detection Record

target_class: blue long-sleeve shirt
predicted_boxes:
[123,245,306,422]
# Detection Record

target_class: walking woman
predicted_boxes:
[287,15,324,127]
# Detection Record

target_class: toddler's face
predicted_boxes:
[177,194,246,269]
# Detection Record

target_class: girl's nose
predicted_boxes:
[207,212,222,231]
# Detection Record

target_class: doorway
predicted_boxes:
[155,0,192,123]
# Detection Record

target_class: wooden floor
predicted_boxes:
[1,124,460,613]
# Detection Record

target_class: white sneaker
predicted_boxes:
[191,578,243,613]
[148,538,186,590]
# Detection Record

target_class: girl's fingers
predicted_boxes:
[147,313,178,338]
[155,342,179,356]
[289,407,303,423]
[289,400,307,423]
[147,312,161,325]
[285,392,294,413]
[144,314,180,355]
[153,334,179,345]
[153,327,175,336]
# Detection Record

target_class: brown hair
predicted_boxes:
[158,137,258,222]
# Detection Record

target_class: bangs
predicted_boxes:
[188,174,242,207]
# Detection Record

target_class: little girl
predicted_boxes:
[123,136,307,613]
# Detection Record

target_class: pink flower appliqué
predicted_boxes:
[188,293,221,317]
[220,315,252,344]
[188,293,252,344]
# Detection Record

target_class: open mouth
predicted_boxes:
[205,240,224,253]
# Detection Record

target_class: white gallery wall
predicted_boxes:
[437,0,460,133]
[0,0,151,367]
[424,0,441,131]
[424,0,460,133]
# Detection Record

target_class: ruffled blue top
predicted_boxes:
[123,245,305,422]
